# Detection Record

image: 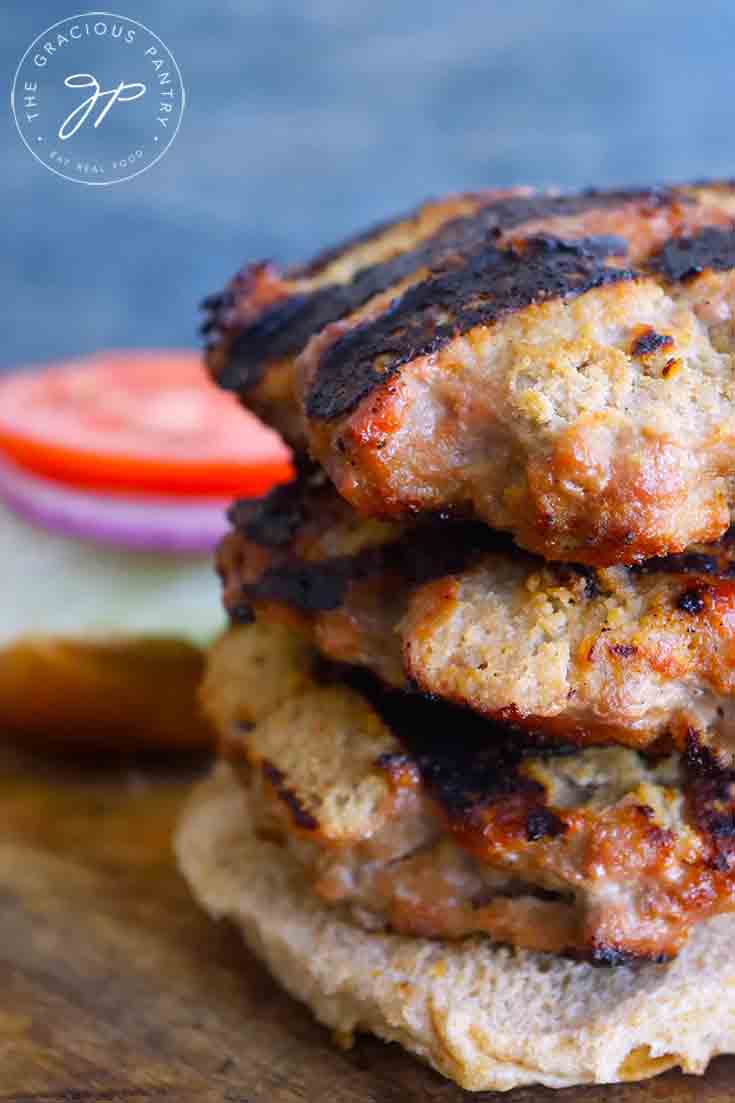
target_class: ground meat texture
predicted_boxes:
[203,181,735,456]
[300,208,735,565]
[204,181,735,562]
[201,188,518,445]
[208,621,735,962]
[218,474,735,760]
[402,550,735,758]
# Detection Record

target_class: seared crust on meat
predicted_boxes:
[204,622,735,962]
[650,224,735,282]
[217,465,509,687]
[201,184,697,447]
[304,235,634,422]
[201,189,516,443]
[218,473,735,758]
[177,763,735,1091]
[403,546,735,757]
[205,180,735,563]
[300,215,735,564]
[203,187,687,402]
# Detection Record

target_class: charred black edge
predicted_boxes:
[239,557,359,616]
[225,465,518,618]
[684,731,735,871]
[630,328,674,357]
[305,235,637,422]
[231,518,513,618]
[227,460,325,549]
[251,657,731,964]
[358,667,576,840]
[377,727,568,841]
[261,759,319,831]
[630,532,735,581]
[203,188,663,395]
[248,655,584,824]
[650,224,735,283]
[226,469,735,626]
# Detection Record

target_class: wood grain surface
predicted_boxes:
[3,744,735,1103]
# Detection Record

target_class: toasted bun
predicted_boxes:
[176,762,735,1092]
[0,635,213,750]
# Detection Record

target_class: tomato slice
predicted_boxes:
[0,350,293,496]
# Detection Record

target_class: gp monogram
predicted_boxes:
[11,12,185,185]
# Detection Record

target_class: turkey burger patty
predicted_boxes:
[201,621,735,964]
[217,466,735,761]
[204,181,735,565]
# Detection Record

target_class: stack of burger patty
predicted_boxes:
[200,181,735,969]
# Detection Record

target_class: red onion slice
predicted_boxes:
[0,455,232,554]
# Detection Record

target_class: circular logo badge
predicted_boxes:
[11,11,185,186]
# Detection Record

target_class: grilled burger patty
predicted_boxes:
[204,182,735,566]
[202,621,735,963]
[201,188,518,446]
[218,467,735,758]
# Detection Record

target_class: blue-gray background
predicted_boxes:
[4,0,735,370]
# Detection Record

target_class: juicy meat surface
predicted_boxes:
[217,469,735,759]
[204,181,735,564]
[205,622,735,963]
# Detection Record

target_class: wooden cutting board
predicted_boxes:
[3,744,735,1103]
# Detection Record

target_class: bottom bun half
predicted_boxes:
[175,762,735,1092]
[0,635,213,750]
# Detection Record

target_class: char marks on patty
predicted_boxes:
[305,236,634,422]
[209,621,735,961]
[202,189,660,397]
[631,531,735,579]
[685,732,735,871]
[650,225,735,283]
[222,462,510,619]
[218,473,735,757]
[296,192,735,563]
[369,684,572,843]
[203,184,735,562]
